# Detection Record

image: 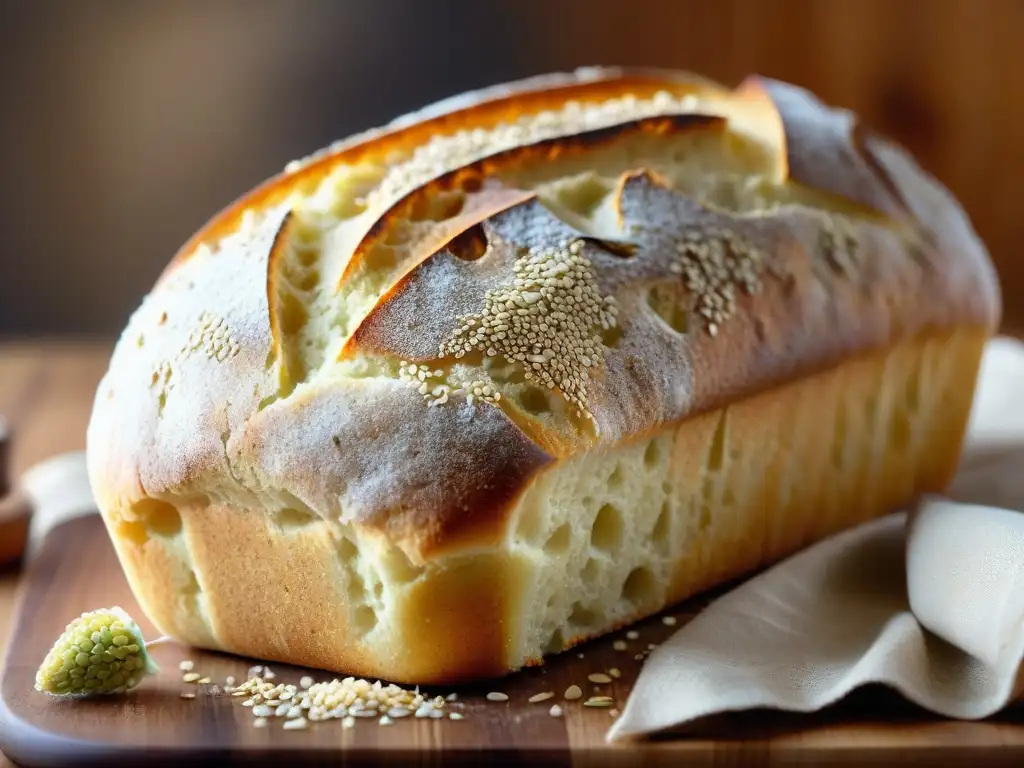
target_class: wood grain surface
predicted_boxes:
[0,339,113,768]
[1,341,1023,767]
[3,515,1024,767]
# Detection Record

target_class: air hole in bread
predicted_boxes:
[699,501,712,532]
[621,567,657,606]
[722,486,737,507]
[647,283,689,334]
[591,503,623,553]
[183,571,202,596]
[130,498,182,537]
[552,172,614,218]
[543,523,572,554]
[297,247,318,268]
[581,557,601,583]
[379,548,425,584]
[601,324,624,348]
[296,269,320,292]
[445,223,489,263]
[116,520,149,547]
[412,189,466,223]
[608,466,624,488]
[707,409,728,472]
[273,506,316,530]
[337,537,359,562]
[352,605,377,635]
[278,289,308,335]
[644,439,661,469]
[652,501,671,549]
[519,385,553,415]
[543,627,565,655]
[661,481,672,495]
[363,244,399,273]
[515,498,543,543]
[569,602,598,627]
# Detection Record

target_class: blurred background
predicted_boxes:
[0,0,1021,337]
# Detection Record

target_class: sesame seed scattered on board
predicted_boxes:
[609,668,621,679]
[528,692,555,704]
[342,716,355,729]
[564,685,583,701]
[449,712,464,721]
[445,693,458,702]
[626,631,639,640]
[648,643,658,651]
[283,717,308,730]
[379,715,394,726]
[662,616,677,626]
[197,677,212,685]
[182,673,201,683]
[299,676,314,690]
[486,692,509,702]
[549,705,563,717]
[180,692,195,700]
[588,673,612,684]
[253,718,268,729]
[225,676,236,687]
[612,640,627,651]
[584,696,614,708]
[179,660,195,672]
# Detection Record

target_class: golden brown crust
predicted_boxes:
[86,67,1001,683]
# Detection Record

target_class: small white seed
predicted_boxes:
[449,712,464,721]
[283,717,308,730]
[300,676,314,689]
[564,685,583,701]
[182,673,201,683]
[588,673,612,685]
[528,692,554,704]
[612,640,627,651]
[549,705,563,717]
[626,631,639,640]
[486,692,509,702]
[609,668,621,679]
[179,660,195,672]
[253,718,268,729]
[662,616,678,626]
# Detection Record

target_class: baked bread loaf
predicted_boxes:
[86,67,1000,684]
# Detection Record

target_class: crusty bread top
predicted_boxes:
[86,67,1000,562]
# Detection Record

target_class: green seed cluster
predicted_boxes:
[35,607,157,696]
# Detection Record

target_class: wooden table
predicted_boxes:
[0,338,114,768]
[1,336,1023,767]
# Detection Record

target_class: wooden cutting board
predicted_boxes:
[1,515,1023,767]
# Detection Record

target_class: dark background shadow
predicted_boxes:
[2,0,1021,337]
